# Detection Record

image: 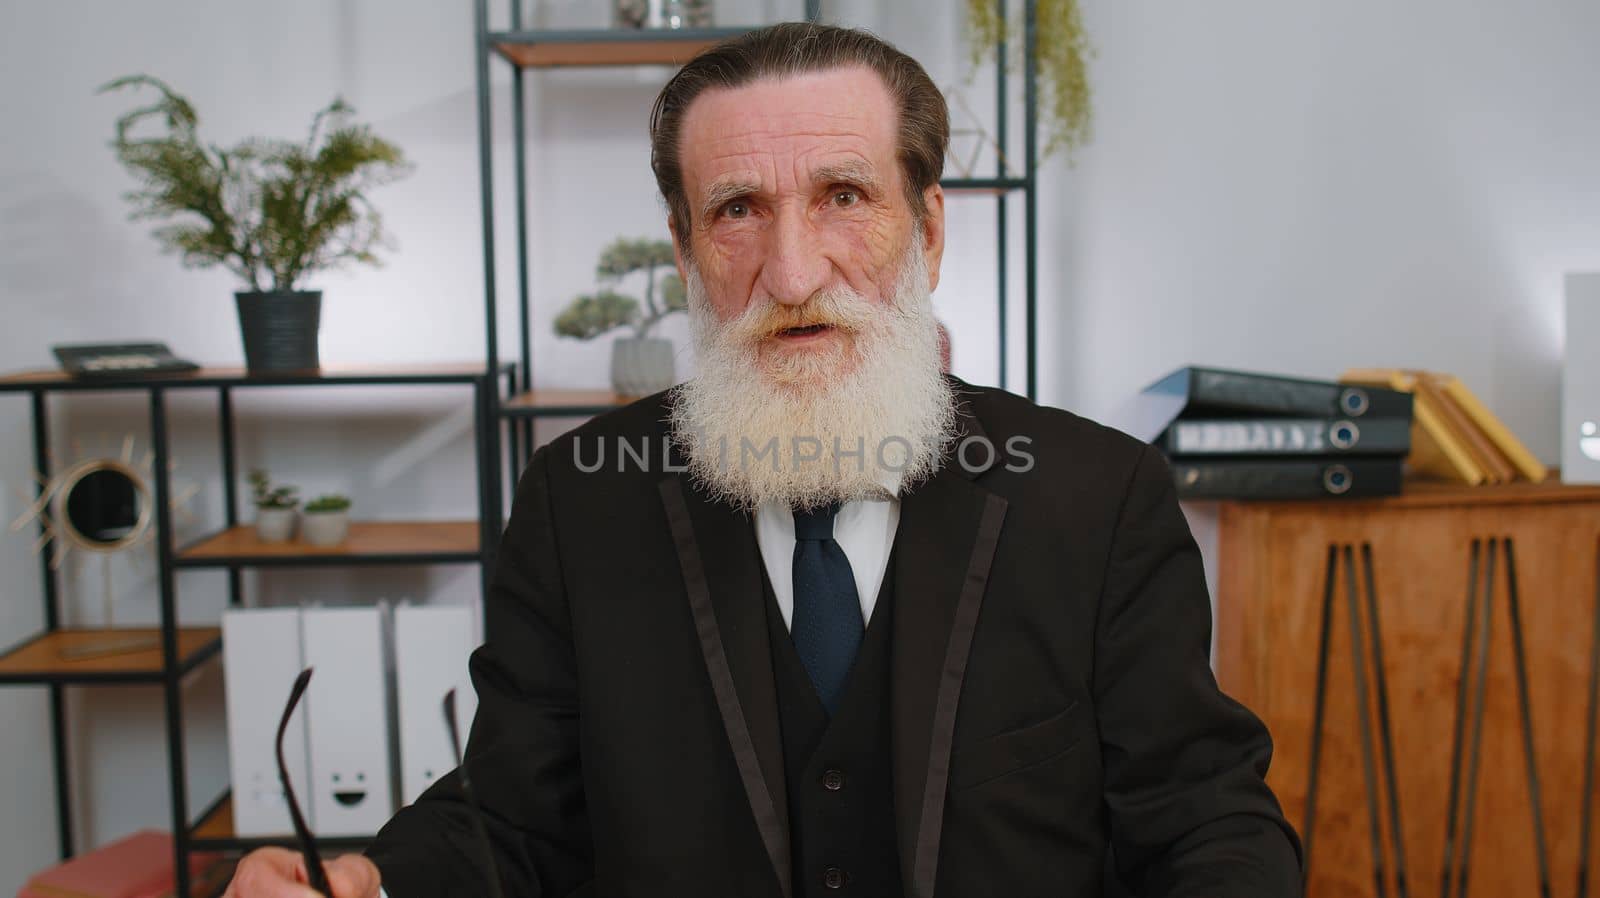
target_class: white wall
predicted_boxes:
[3,0,1598,889]
[1053,0,1600,611]
[1053,0,1600,453]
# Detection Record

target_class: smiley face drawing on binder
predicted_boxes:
[331,770,370,807]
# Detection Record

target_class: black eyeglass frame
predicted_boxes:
[277,667,331,896]
[270,671,505,898]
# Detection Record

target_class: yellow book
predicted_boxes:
[1431,372,1549,483]
[1341,368,1487,485]
[1415,372,1513,484]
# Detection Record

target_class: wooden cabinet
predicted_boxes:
[1216,481,1600,898]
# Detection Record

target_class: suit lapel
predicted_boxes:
[890,406,1009,898]
[658,474,792,898]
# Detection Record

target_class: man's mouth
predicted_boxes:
[776,323,834,339]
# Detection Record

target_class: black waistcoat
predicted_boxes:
[761,550,902,898]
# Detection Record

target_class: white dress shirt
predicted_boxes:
[754,476,903,629]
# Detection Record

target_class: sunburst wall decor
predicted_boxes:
[9,433,200,656]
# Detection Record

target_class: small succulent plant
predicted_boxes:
[304,494,352,514]
[249,469,299,509]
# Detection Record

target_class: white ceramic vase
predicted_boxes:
[615,0,713,29]
[611,336,676,398]
[301,510,350,547]
[254,507,296,543]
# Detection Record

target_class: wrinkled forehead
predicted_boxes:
[676,66,901,207]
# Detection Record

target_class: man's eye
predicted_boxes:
[832,189,860,208]
[722,201,750,219]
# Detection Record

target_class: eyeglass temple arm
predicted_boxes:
[278,667,331,896]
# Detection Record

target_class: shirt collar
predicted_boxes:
[873,467,904,501]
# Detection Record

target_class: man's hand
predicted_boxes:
[223,847,381,898]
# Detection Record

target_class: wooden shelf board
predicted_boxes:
[0,628,221,683]
[496,36,726,67]
[176,521,480,565]
[501,388,635,413]
[0,363,505,390]
[191,795,373,850]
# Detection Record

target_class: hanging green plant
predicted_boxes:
[964,0,1094,162]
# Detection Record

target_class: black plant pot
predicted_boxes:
[236,291,322,373]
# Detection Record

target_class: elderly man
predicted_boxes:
[227,21,1301,898]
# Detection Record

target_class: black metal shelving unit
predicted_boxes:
[0,363,509,897]
[474,0,1042,484]
[1,3,1044,888]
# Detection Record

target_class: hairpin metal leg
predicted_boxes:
[1344,545,1391,898]
[1302,541,1410,896]
[1360,543,1410,897]
[1451,539,1497,898]
[1503,539,1553,898]
[1301,545,1340,886]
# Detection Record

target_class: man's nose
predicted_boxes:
[756,206,830,307]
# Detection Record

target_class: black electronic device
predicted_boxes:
[52,342,200,378]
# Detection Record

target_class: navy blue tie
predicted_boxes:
[791,503,864,716]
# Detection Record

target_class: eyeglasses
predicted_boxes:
[274,669,505,898]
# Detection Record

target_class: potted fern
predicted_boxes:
[100,75,412,373]
[554,237,687,397]
[301,494,352,547]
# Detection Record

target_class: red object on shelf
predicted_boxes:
[18,830,223,898]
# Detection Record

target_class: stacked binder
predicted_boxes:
[1129,367,1416,500]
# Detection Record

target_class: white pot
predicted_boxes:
[254,507,296,543]
[615,0,713,29]
[301,510,350,547]
[611,336,676,398]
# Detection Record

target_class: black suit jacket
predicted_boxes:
[368,377,1302,897]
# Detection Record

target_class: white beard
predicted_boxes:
[669,234,956,512]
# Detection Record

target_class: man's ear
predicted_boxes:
[920,183,946,293]
[668,214,689,284]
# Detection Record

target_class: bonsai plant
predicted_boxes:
[301,494,352,547]
[249,469,299,543]
[963,0,1094,164]
[554,237,687,397]
[99,75,412,373]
